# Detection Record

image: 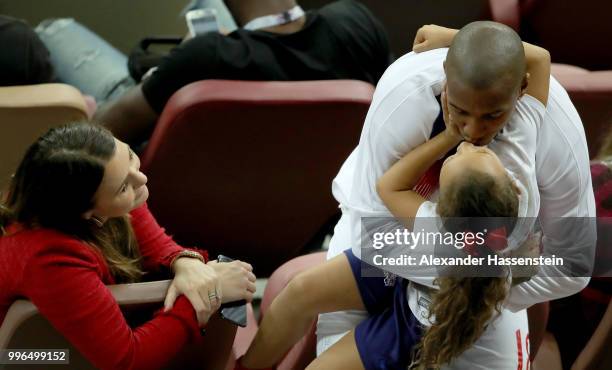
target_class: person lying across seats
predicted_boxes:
[36,0,392,146]
[0,15,96,117]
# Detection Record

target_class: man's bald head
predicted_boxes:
[445,21,526,92]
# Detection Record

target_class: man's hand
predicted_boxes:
[208,260,257,304]
[413,24,458,53]
[165,257,221,326]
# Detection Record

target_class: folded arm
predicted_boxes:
[23,243,200,370]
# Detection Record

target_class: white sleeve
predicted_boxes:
[340,52,445,259]
[509,94,545,158]
[358,200,441,281]
[490,93,543,184]
[346,88,441,213]
[345,85,441,257]
[505,78,597,312]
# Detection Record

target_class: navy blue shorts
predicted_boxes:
[344,249,422,370]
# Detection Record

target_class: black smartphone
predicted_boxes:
[217,255,248,327]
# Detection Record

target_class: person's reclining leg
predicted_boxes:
[240,253,365,369]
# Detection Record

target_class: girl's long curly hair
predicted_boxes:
[415,169,519,369]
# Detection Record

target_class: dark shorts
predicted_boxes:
[344,249,422,370]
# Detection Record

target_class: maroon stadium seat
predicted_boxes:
[232,252,326,370]
[141,80,374,275]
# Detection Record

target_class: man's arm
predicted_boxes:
[93,84,158,145]
[354,58,443,211]
[505,78,597,311]
[505,204,596,311]
[341,49,446,261]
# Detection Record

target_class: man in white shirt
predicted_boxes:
[317,21,597,366]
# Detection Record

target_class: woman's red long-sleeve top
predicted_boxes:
[0,203,207,369]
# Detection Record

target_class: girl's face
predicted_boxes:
[86,139,149,220]
[439,142,509,190]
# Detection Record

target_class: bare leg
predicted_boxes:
[241,253,364,369]
[532,332,562,370]
[527,302,549,360]
[306,329,364,370]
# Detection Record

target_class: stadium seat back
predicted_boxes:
[141,80,374,275]
[0,83,87,191]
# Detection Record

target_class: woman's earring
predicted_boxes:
[91,215,104,228]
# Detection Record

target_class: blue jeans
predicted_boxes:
[35,0,237,105]
[35,18,136,105]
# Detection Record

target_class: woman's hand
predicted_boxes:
[413,24,458,53]
[165,257,221,326]
[208,260,257,304]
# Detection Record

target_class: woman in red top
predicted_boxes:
[0,123,257,369]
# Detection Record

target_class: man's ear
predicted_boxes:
[519,72,530,98]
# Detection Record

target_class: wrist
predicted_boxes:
[171,250,205,274]
[443,28,458,46]
[441,128,463,145]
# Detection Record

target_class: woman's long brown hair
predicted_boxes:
[0,123,142,282]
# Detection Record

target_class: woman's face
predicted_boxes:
[87,139,149,220]
[439,142,509,190]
